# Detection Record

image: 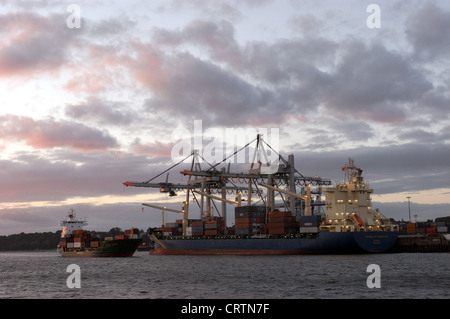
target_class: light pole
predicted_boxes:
[406,196,411,223]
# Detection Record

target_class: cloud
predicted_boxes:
[132,48,276,126]
[0,114,118,151]
[372,202,450,222]
[131,138,175,158]
[323,40,433,123]
[153,19,242,66]
[65,96,136,125]
[406,2,450,61]
[140,16,434,128]
[0,202,162,235]
[0,149,164,203]
[292,142,450,195]
[0,12,81,77]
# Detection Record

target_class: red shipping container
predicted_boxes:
[269,216,292,223]
[204,222,218,229]
[268,222,289,229]
[268,211,292,217]
[204,230,218,236]
[90,241,99,248]
[125,228,139,235]
[192,221,204,227]
[268,228,287,235]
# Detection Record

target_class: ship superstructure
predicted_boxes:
[321,158,396,233]
[60,208,87,238]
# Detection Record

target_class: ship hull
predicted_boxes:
[58,238,142,257]
[150,232,398,255]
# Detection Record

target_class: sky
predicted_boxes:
[1,0,450,235]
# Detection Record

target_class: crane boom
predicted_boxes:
[142,202,189,236]
[258,182,312,216]
[192,190,241,206]
[142,203,183,214]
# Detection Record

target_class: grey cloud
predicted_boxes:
[0,114,118,151]
[0,12,82,77]
[65,97,136,125]
[372,202,450,222]
[147,17,435,127]
[292,142,450,195]
[406,2,450,61]
[0,149,165,203]
[325,40,433,123]
[143,52,277,126]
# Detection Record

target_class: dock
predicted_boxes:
[390,234,450,253]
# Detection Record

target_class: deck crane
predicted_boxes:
[142,202,189,235]
[259,182,312,216]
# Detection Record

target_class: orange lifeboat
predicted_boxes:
[350,214,364,227]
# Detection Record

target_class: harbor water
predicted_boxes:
[0,251,448,299]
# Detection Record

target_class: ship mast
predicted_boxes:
[343,157,364,185]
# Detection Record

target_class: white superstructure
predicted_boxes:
[320,158,397,233]
[60,209,88,238]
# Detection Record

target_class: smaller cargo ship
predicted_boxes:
[57,209,142,257]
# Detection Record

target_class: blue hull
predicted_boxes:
[152,231,398,255]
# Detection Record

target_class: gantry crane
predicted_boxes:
[123,135,331,236]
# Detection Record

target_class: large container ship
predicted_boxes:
[57,210,142,257]
[146,158,398,255]
[124,136,398,255]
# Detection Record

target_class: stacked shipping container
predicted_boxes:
[59,228,140,250]
[161,217,225,237]
[401,222,448,235]
[204,217,225,236]
[191,220,204,236]
[266,211,299,235]
[60,230,99,249]
[299,215,321,233]
[235,206,266,236]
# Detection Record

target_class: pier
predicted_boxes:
[391,234,450,253]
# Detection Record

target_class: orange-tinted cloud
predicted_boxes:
[0,12,80,78]
[0,114,118,151]
[131,138,174,158]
